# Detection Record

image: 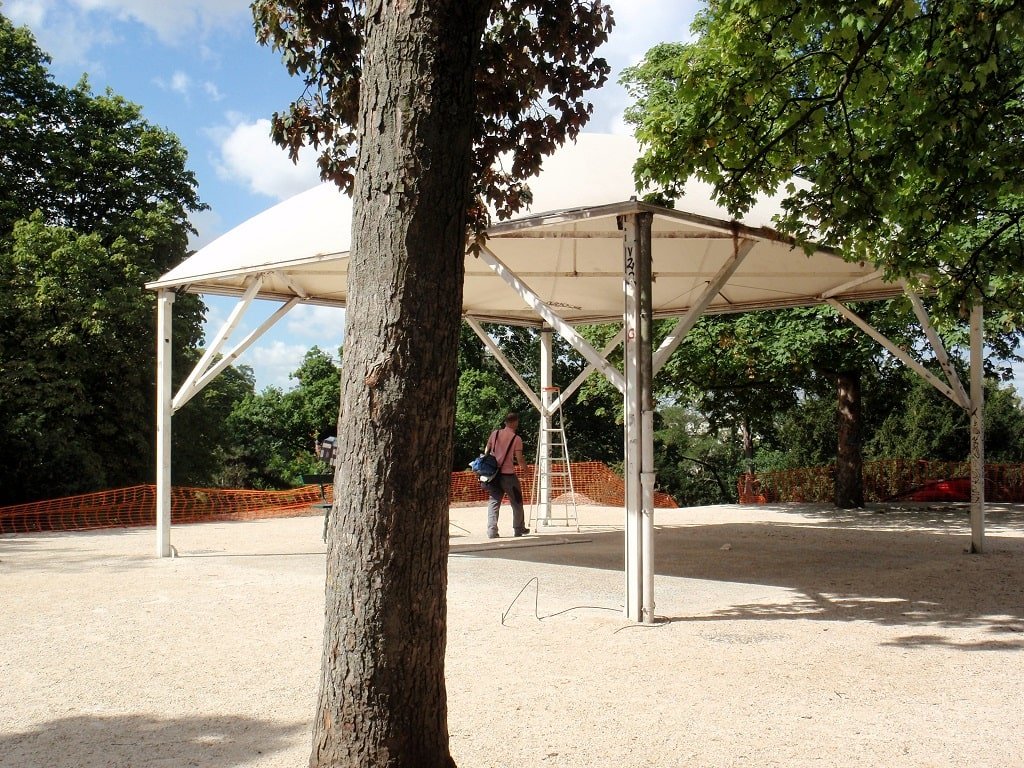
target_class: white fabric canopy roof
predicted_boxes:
[148,133,902,322]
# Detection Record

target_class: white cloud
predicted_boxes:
[203,81,224,102]
[604,0,698,63]
[246,340,312,390]
[154,71,225,104]
[154,70,193,98]
[586,0,701,133]
[211,117,321,200]
[285,305,346,347]
[6,0,51,27]
[169,70,191,95]
[7,0,248,67]
[6,0,117,68]
[608,112,633,137]
[69,0,247,44]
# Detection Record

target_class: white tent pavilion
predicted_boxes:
[147,133,987,623]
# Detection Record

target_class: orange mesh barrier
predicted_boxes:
[0,462,675,535]
[738,460,1024,504]
[0,484,328,535]
[451,461,677,508]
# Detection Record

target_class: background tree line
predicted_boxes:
[0,14,210,503]
[173,308,1024,508]
[3,9,1023,508]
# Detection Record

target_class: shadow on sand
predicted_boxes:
[0,528,157,575]
[0,714,303,768]
[464,508,1024,650]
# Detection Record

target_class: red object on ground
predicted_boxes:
[901,477,971,502]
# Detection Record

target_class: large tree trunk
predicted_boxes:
[738,414,755,501]
[739,414,754,474]
[835,370,864,508]
[311,4,490,766]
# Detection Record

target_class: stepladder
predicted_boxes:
[529,387,580,531]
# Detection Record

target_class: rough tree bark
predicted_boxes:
[739,414,754,473]
[835,370,864,508]
[739,414,755,500]
[311,3,491,766]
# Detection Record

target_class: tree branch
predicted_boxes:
[730,2,908,181]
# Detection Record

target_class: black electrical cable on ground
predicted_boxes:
[500,576,621,626]
[611,617,672,634]
[501,577,540,625]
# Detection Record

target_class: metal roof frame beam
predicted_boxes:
[173,274,264,410]
[652,239,756,375]
[903,286,970,408]
[465,318,543,414]
[826,299,969,409]
[476,244,626,394]
[820,269,885,299]
[173,297,301,412]
[550,328,625,413]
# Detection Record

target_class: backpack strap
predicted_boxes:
[493,428,517,473]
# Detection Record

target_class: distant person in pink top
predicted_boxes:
[484,412,529,539]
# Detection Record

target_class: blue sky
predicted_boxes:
[6,0,1021,393]
[5,0,700,390]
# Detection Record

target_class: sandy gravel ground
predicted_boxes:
[2,501,1023,767]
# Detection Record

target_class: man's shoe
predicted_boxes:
[513,528,530,537]
[487,532,500,539]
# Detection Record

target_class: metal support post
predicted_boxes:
[969,299,986,553]
[622,214,641,620]
[156,290,174,557]
[637,213,656,624]
[621,212,655,622]
[539,329,554,525]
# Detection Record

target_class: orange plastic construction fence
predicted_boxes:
[451,461,677,508]
[0,484,327,535]
[738,459,1024,505]
[0,462,675,535]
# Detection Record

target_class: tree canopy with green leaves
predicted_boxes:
[622,0,1024,313]
[252,0,614,233]
[0,17,202,246]
[222,346,341,488]
[0,14,207,503]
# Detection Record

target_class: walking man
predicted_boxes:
[485,412,530,538]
